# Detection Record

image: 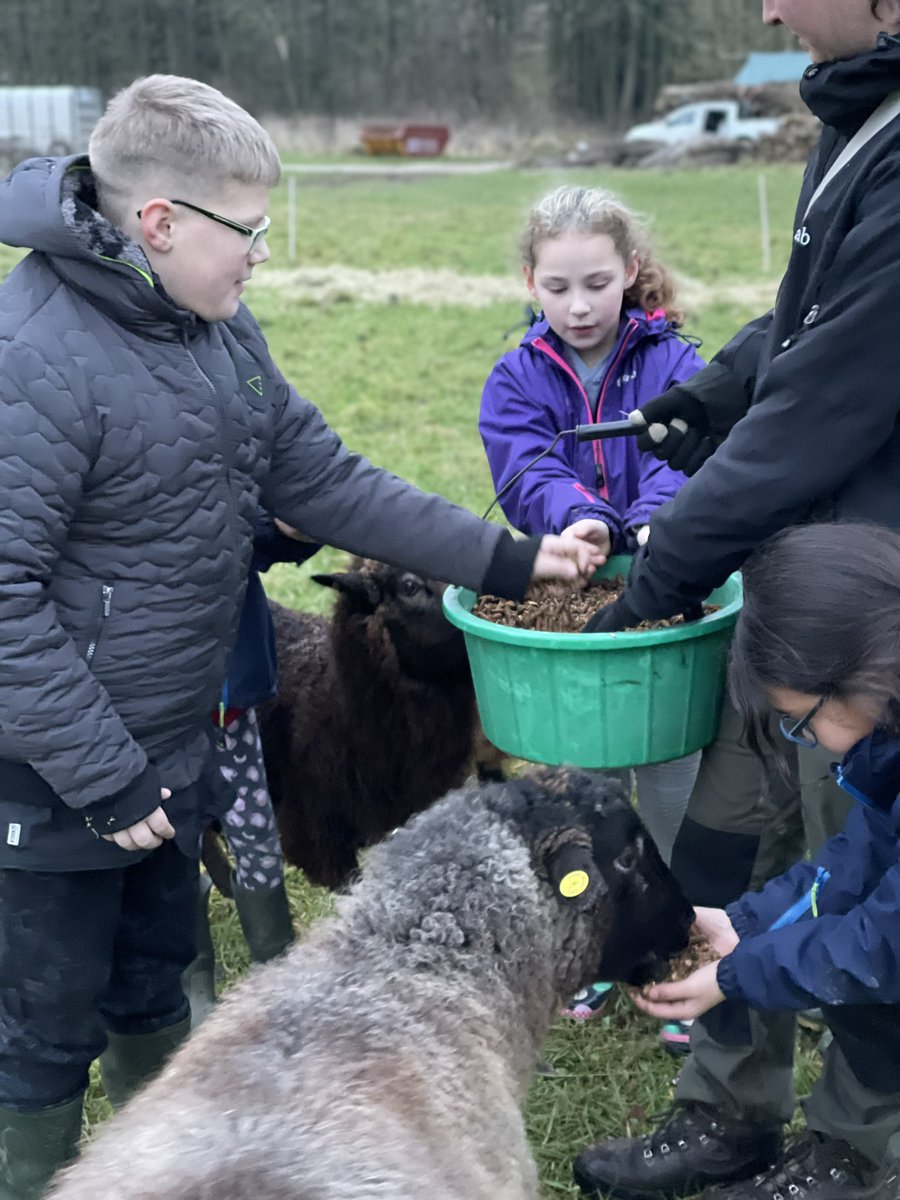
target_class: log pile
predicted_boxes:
[628,138,755,170]
[607,111,819,170]
[754,112,821,162]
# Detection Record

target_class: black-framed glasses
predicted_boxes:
[137,199,271,253]
[779,696,826,747]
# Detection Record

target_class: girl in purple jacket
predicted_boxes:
[480,185,705,1034]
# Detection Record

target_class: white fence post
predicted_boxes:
[758,172,772,274]
[287,173,298,264]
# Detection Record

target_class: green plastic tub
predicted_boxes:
[443,556,743,769]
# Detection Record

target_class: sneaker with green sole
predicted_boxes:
[561,981,615,1020]
[659,1017,694,1056]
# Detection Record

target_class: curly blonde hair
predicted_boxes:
[520,185,684,325]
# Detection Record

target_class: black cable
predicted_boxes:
[481,428,578,521]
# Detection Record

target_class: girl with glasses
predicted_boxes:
[627,521,900,1198]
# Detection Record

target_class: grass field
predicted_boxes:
[243,161,802,610]
[210,163,822,1197]
[1,160,823,1196]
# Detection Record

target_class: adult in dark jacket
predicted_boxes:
[587,29,900,627]
[575,5,900,1200]
[0,75,598,1198]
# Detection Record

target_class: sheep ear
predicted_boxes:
[311,571,382,611]
[545,842,606,911]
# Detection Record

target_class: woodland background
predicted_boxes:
[1,0,795,130]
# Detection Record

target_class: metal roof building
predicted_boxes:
[734,52,811,86]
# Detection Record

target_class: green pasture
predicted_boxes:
[246,162,802,611]
[1,161,821,1196]
[267,163,803,277]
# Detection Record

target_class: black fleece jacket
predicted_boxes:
[626,35,900,617]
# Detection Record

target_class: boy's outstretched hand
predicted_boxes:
[533,524,607,581]
[103,789,175,851]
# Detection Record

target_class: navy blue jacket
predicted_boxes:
[717,730,900,1090]
[225,514,320,711]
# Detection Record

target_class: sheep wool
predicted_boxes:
[48,767,694,1200]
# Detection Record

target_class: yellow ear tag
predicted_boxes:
[559,869,590,898]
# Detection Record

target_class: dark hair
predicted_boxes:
[729,523,900,757]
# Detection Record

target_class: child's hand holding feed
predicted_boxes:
[532,532,599,583]
[559,519,611,569]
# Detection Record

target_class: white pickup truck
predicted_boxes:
[625,100,781,145]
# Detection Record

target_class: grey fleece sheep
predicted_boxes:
[259,557,504,890]
[49,767,694,1200]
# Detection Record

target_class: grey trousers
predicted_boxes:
[611,751,702,866]
[671,699,900,1161]
[679,1017,900,1164]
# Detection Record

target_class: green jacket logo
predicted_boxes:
[246,375,263,396]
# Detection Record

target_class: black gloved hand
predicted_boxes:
[582,595,705,634]
[630,362,752,476]
[581,594,642,634]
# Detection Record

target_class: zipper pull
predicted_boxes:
[216,681,230,747]
[767,866,831,931]
[809,866,830,918]
[86,585,114,665]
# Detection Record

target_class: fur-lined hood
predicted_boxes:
[0,155,196,334]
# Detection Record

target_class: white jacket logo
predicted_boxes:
[794,226,811,246]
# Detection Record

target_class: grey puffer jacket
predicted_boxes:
[0,156,529,865]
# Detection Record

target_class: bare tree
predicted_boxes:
[0,0,796,130]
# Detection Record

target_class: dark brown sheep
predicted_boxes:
[259,558,504,889]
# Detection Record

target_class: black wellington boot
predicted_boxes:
[0,1093,83,1200]
[232,877,295,964]
[99,1017,191,1110]
[181,870,218,1028]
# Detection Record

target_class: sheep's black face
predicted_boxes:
[505,767,694,988]
[379,572,469,682]
[587,793,694,987]
[312,560,468,684]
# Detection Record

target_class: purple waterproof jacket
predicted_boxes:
[479,307,706,551]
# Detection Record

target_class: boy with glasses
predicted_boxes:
[0,73,598,1198]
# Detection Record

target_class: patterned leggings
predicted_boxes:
[213,708,284,890]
